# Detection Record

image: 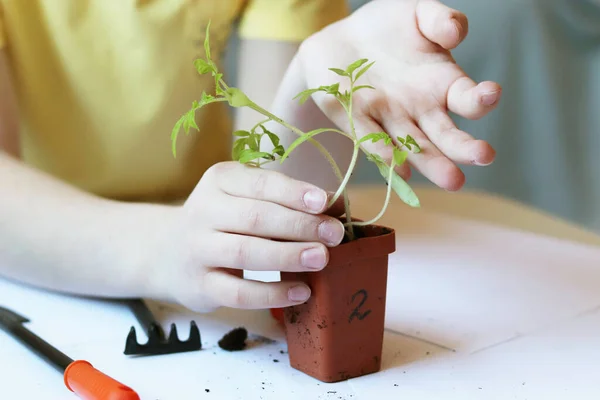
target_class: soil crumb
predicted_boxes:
[218,327,248,351]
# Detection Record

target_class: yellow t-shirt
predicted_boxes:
[0,0,349,202]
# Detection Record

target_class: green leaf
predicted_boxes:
[204,21,212,60]
[182,106,199,134]
[366,152,385,164]
[353,85,375,93]
[272,144,285,157]
[233,130,250,137]
[293,88,320,104]
[171,115,185,157]
[293,84,340,105]
[405,135,421,153]
[225,87,251,107]
[354,61,375,82]
[247,133,260,152]
[232,138,247,161]
[393,148,408,166]
[238,149,274,164]
[194,59,212,75]
[397,135,421,153]
[358,132,390,145]
[265,132,280,148]
[346,59,369,76]
[258,124,280,148]
[324,83,340,95]
[366,153,420,207]
[199,91,216,106]
[328,68,348,77]
[281,128,331,162]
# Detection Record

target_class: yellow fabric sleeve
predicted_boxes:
[0,5,5,48]
[238,0,350,42]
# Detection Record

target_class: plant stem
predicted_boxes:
[347,156,397,227]
[247,102,345,186]
[329,143,359,211]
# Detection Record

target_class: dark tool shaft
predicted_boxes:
[126,299,165,340]
[4,323,73,372]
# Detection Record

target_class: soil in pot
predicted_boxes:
[280,222,395,383]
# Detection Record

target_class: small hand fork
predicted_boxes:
[123,299,201,356]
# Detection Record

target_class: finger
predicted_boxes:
[417,107,496,166]
[201,231,330,272]
[353,114,412,181]
[203,269,312,309]
[213,196,345,246]
[415,0,469,50]
[447,76,502,119]
[209,162,331,214]
[383,118,466,191]
[324,191,346,216]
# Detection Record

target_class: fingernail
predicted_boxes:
[303,190,327,212]
[475,159,493,166]
[301,247,327,270]
[318,219,344,246]
[288,285,311,302]
[480,91,500,106]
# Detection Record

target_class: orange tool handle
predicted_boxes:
[63,360,140,400]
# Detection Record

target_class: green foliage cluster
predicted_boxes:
[171,23,421,241]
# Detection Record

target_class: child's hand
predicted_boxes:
[159,161,345,312]
[296,0,501,191]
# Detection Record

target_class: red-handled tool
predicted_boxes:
[0,305,139,400]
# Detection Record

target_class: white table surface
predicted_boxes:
[2,184,600,400]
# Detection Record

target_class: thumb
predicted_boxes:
[415,0,469,50]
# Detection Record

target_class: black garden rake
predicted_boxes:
[122,298,201,356]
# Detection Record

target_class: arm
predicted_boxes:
[0,51,174,300]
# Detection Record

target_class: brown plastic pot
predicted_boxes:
[280,222,396,383]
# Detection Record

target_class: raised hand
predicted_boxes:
[296,0,502,191]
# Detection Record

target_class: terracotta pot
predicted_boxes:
[270,307,284,325]
[280,222,395,383]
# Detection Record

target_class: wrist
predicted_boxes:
[113,200,180,302]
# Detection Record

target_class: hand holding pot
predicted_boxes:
[158,161,345,313]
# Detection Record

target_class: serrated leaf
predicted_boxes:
[171,115,185,157]
[325,83,340,95]
[225,87,251,107]
[232,138,247,161]
[264,131,280,147]
[259,124,279,147]
[358,132,389,145]
[182,108,199,134]
[329,68,348,76]
[393,148,408,166]
[293,88,320,104]
[200,91,216,106]
[354,61,375,82]
[238,149,274,164]
[281,128,332,162]
[353,85,375,93]
[194,59,212,75]
[405,135,421,153]
[366,152,386,164]
[346,59,369,75]
[272,145,285,157]
[246,133,260,152]
[373,158,420,207]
